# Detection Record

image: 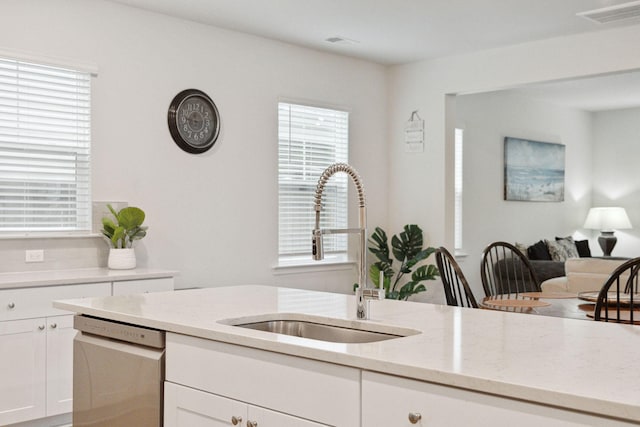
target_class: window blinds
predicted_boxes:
[0,58,91,232]
[454,128,464,250]
[278,102,349,257]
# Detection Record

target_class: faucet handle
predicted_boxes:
[359,288,384,300]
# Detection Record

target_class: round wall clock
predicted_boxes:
[167,89,221,154]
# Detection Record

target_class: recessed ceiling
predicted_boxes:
[502,70,640,112]
[108,0,640,65]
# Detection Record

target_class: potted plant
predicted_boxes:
[368,224,439,300]
[101,204,147,269]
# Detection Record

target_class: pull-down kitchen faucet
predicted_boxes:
[312,163,383,319]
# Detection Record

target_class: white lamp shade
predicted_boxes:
[583,207,632,231]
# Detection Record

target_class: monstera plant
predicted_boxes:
[368,224,439,301]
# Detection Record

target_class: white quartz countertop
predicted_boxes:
[54,285,640,422]
[0,267,177,290]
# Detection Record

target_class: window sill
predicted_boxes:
[454,249,468,258]
[0,232,102,240]
[273,255,356,275]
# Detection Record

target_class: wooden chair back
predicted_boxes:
[435,247,478,308]
[481,241,541,297]
[593,257,640,323]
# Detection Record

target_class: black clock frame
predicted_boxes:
[167,89,221,154]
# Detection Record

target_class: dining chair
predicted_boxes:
[480,241,541,297]
[593,257,640,323]
[435,247,478,308]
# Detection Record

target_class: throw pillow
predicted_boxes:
[515,242,529,258]
[555,236,580,258]
[546,239,578,261]
[574,239,592,257]
[527,240,552,260]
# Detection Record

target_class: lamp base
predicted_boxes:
[598,231,617,257]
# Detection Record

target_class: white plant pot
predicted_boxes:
[108,248,136,270]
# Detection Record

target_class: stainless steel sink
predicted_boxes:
[234,319,406,343]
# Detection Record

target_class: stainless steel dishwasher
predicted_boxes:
[73,315,165,427]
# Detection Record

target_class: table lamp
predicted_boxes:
[583,207,632,257]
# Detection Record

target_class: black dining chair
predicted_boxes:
[480,241,541,297]
[593,257,640,323]
[435,247,478,308]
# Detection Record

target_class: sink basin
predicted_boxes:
[224,315,420,344]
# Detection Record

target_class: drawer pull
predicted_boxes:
[408,412,422,424]
[38,325,45,331]
[7,302,15,309]
[50,323,57,329]
[231,416,242,425]
[247,421,258,427]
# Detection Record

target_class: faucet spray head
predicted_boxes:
[312,229,324,260]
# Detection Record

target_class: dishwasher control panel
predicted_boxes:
[74,315,165,348]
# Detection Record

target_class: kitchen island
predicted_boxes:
[54,285,640,426]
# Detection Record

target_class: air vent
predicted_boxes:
[577,1,640,24]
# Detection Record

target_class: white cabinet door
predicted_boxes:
[0,318,46,425]
[165,382,329,427]
[45,314,75,416]
[165,382,246,427]
[362,371,638,427]
[112,277,174,295]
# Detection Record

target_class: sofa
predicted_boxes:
[512,236,593,284]
[540,257,627,294]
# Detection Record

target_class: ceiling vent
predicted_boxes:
[577,1,640,24]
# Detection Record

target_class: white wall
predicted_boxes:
[0,0,389,292]
[389,24,640,303]
[591,107,640,257]
[455,91,593,295]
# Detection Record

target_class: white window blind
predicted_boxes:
[0,57,91,233]
[278,102,349,259]
[454,128,463,250]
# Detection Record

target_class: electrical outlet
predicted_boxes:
[25,249,44,263]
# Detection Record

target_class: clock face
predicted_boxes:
[168,89,220,154]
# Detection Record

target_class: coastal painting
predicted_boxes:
[504,137,565,202]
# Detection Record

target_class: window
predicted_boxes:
[0,57,91,233]
[454,128,463,251]
[278,102,349,262]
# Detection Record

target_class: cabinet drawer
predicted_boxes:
[112,277,174,295]
[362,371,637,427]
[166,333,360,427]
[0,283,111,321]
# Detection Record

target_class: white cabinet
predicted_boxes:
[45,315,75,416]
[166,333,359,427]
[0,283,111,425]
[0,318,46,424]
[165,382,329,427]
[362,371,638,427]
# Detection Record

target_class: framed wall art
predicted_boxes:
[504,137,565,202]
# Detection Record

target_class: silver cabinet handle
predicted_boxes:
[247,421,258,427]
[8,302,15,309]
[50,323,57,329]
[231,416,242,425]
[38,325,45,331]
[408,412,422,424]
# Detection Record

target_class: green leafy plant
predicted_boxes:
[101,204,148,249]
[368,224,438,300]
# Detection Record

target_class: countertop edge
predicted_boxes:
[0,267,178,289]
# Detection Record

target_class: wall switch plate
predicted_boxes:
[25,249,44,263]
